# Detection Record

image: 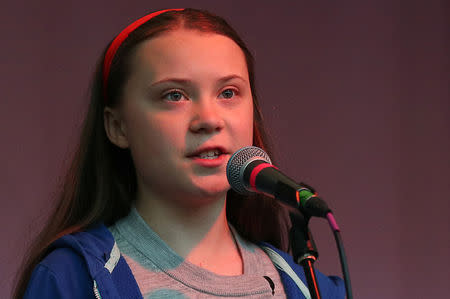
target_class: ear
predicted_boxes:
[104,107,129,149]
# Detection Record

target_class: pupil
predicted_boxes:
[223,89,233,98]
[170,92,182,101]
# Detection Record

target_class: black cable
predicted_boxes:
[332,230,353,299]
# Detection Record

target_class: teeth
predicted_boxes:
[198,150,221,159]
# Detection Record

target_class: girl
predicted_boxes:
[15,8,344,298]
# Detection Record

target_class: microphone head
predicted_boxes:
[226,146,272,194]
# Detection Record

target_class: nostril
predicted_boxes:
[189,118,224,133]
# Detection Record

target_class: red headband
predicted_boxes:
[102,8,184,102]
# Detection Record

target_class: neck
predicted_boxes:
[135,189,243,275]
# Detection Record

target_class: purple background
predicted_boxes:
[1,0,449,298]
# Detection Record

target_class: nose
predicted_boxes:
[189,100,225,134]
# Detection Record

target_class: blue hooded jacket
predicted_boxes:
[24,224,345,298]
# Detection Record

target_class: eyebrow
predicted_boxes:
[150,74,247,87]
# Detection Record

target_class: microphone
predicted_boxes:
[226,146,331,218]
[226,147,352,299]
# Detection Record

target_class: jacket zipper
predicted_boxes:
[93,280,102,299]
[92,242,120,299]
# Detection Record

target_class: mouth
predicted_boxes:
[186,146,229,164]
[187,146,228,158]
[196,149,223,159]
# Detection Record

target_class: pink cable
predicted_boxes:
[326,212,340,232]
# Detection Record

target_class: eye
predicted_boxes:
[163,90,187,102]
[219,88,237,99]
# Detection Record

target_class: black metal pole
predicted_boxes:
[290,212,322,299]
[299,257,322,299]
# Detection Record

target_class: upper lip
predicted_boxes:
[186,145,229,157]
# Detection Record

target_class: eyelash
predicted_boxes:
[162,90,187,102]
[219,88,238,99]
[161,88,239,102]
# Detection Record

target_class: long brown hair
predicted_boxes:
[14,8,290,298]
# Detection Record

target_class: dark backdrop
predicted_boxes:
[1,0,449,298]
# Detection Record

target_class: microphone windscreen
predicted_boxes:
[226,146,272,194]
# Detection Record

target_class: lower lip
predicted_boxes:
[189,154,229,168]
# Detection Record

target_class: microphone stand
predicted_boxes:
[289,212,322,299]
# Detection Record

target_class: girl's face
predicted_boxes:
[107,29,254,204]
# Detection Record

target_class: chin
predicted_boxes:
[190,177,230,198]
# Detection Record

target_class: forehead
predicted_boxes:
[129,29,249,81]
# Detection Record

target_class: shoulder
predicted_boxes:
[24,224,115,299]
[24,248,95,298]
[260,243,345,299]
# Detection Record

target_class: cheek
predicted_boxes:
[230,102,254,145]
[125,114,188,189]
[125,113,184,161]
